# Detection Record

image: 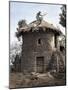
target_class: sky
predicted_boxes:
[10,1,65,44]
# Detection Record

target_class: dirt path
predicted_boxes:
[9,72,66,89]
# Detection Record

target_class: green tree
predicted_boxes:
[59,5,66,28]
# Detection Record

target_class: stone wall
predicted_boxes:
[21,31,55,73]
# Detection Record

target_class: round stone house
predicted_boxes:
[16,20,62,73]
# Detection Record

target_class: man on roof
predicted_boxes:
[36,11,47,25]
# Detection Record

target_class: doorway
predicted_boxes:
[36,57,44,73]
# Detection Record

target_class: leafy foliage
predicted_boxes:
[10,42,22,72]
[18,19,27,28]
[59,5,66,28]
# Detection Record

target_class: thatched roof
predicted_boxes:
[16,20,62,38]
[30,20,57,30]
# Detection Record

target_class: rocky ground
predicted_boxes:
[9,72,66,89]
